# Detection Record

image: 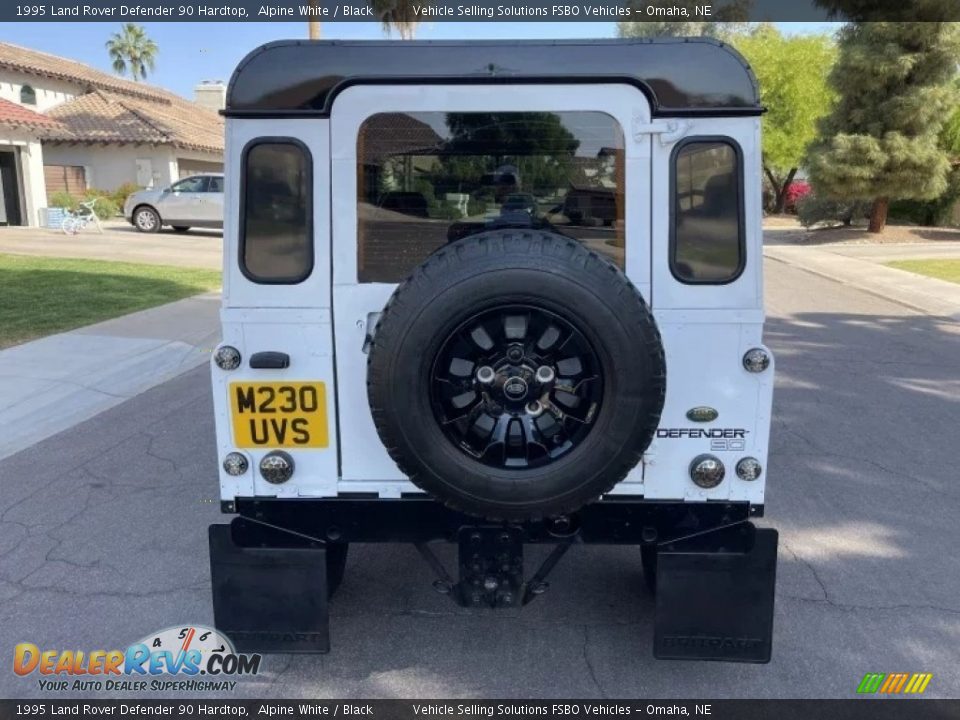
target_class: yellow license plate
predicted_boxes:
[230,382,328,449]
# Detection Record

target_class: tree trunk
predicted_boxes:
[763,166,799,215]
[763,166,781,214]
[773,167,798,215]
[868,197,889,234]
[308,0,321,38]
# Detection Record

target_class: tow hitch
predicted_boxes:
[416,527,573,608]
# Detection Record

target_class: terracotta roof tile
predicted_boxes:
[0,41,168,102]
[0,42,223,153]
[0,96,62,131]
[44,89,223,153]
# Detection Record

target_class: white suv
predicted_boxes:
[207,38,778,663]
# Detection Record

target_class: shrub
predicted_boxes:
[82,189,120,219]
[889,166,960,227]
[48,191,78,211]
[110,182,141,209]
[783,180,812,214]
[797,195,871,228]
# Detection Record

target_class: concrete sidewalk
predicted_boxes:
[764,242,960,319]
[0,293,220,460]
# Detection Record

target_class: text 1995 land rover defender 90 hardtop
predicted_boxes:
[208,39,778,663]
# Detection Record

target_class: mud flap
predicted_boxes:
[653,522,777,663]
[209,520,330,654]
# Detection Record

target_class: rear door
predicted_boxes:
[644,115,767,501]
[329,83,653,487]
[213,117,337,500]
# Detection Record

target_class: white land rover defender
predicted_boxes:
[208,39,778,663]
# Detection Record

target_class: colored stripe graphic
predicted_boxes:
[905,673,933,694]
[858,672,932,694]
[857,673,885,693]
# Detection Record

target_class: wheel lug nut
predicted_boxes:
[476,366,495,384]
[535,366,555,384]
[526,400,543,417]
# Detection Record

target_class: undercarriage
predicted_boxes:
[209,497,777,663]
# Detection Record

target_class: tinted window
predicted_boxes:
[672,140,743,283]
[357,112,625,283]
[241,141,312,283]
[207,176,224,193]
[172,176,208,193]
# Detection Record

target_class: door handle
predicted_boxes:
[249,351,290,369]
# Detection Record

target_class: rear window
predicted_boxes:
[357,111,625,283]
[671,139,744,284]
[241,140,312,284]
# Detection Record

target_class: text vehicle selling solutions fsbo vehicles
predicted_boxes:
[208,39,778,662]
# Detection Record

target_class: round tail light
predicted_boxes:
[690,454,725,488]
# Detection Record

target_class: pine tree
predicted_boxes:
[806,22,960,233]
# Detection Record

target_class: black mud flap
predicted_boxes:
[209,520,330,654]
[653,522,778,663]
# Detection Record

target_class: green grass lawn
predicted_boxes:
[0,254,221,349]
[886,259,960,285]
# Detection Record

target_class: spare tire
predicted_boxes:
[367,230,665,521]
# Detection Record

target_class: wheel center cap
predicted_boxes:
[503,376,528,400]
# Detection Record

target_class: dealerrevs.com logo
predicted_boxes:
[13,625,261,693]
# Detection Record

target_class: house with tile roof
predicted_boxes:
[0,41,223,227]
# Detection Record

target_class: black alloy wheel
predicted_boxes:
[430,304,602,469]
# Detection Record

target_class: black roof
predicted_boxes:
[225,39,761,118]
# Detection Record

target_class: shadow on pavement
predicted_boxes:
[0,306,958,698]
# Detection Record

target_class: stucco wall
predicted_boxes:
[0,131,47,226]
[42,144,177,191]
[0,70,80,112]
[42,144,224,191]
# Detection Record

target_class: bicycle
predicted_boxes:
[61,199,103,235]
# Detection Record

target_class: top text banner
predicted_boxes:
[6,0,857,23]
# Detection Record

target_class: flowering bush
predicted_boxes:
[784,180,812,214]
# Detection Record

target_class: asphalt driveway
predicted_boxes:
[0,222,221,270]
[1,259,958,699]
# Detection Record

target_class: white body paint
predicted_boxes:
[212,83,773,507]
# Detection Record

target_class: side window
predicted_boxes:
[208,176,224,193]
[20,85,37,105]
[671,139,744,284]
[241,140,312,284]
[172,176,208,193]
[357,111,625,283]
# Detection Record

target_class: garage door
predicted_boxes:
[44,165,87,197]
[177,159,223,178]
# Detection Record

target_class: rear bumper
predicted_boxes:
[223,495,763,545]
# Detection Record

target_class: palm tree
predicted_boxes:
[105,23,158,82]
[371,0,420,39]
[305,0,420,40]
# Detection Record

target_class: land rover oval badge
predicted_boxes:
[686,406,719,423]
